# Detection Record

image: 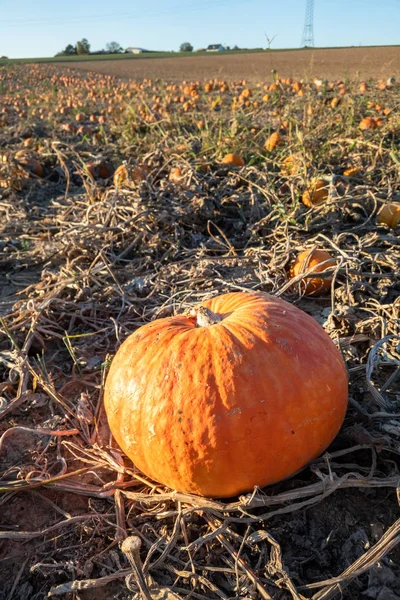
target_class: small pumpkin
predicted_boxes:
[113,164,129,187]
[169,166,184,182]
[131,164,149,183]
[290,248,336,295]
[114,164,148,187]
[264,132,283,152]
[15,150,43,177]
[280,154,302,177]
[77,125,92,136]
[302,179,329,207]
[377,203,400,229]
[359,117,378,131]
[241,88,252,99]
[86,160,113,179]
[221,153,245,167]
[343,167,361,178]
[104,291,348,497]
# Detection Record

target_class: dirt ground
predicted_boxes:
[0,63,400,600]
[58,46,400,83]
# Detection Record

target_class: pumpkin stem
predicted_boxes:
[192,306,222,327]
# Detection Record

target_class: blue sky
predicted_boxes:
[0,0,399,58]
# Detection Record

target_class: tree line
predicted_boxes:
[56,40,244,57]
[56,40,123,57]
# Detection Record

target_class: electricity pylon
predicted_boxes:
[301,0,315,47]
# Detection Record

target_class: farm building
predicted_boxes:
[125,47,149,54]
[206,44,225,52]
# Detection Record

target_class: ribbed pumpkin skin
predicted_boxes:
[104,292,348,497]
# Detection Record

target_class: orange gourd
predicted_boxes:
[264,132,283,152]
[302,179,329,207]
[221,153,245,167]
[169,167,184,181]
[114,164,148,187]
[15,150,43,177]
[343,167,361,178]
[377,203,400,229]
[359,117,378,130]
[86,160,112,179]
[104,291,348,497]
[290,249,336,295]
[281,154,302,176]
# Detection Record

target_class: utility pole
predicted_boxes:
[301,0,315,48]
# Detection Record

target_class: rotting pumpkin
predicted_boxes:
[377,203,400,229]
[104,291,348,498]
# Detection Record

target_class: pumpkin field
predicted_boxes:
[0,62,399,599]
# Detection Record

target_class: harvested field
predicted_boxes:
[0,63,400,600]
[59,46,400,83]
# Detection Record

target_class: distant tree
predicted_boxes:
[1,55,8,59]
[105,41,123,54]
[232,45,240,50]
[55,43,76,57]
[65,44,77,55]
[179,42,193,52]
[76,38,91,55]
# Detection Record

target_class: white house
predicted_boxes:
[206,44,225,52]
[126,47,149,54]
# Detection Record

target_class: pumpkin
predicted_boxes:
[131,164,149,183]
[77,125,92,136]
[241,88,252,99]
[15,150,43,177]
[359,117,378,131]
[377,203,400,229]
[343,167,361,178]
[114,164,148,187]
[86,160,112,179]
[113,164,129,187]
[104,291,348,497]
[290,248,336,295]
[221,153,245,167]
[264,132,283,152]
[302,179,329,207]
[169,167,184,182]
[280,154,302,177]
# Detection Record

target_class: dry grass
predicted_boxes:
[0,64,399,600]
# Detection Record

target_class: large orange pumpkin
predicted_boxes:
[104,292,348,497]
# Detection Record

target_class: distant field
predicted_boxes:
[0,48,266,66]
[47,46,400,83]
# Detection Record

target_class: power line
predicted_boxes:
[301,0,315,47]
